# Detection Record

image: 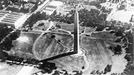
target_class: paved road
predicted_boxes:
[0,63,41,75]
[0,63,23,75]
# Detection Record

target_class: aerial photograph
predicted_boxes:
[0,0,134,75]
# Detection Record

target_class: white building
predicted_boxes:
[42,1,63,15]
